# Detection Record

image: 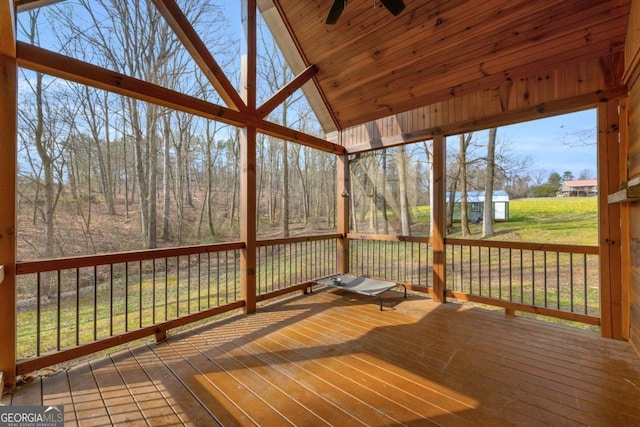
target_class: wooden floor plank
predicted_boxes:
[261,333,479,426]
[90,355,147,426]
[150,339,264,426]
[224,326,402,426]
[67,362,111,426]
[316,294,633,425]
[130,344,225,426]
[185,333,365,426]
[3,289,640,427]
[275,310,541,426]
[110,349,185,426]
[292,291,636,426]
[164,337,297,426]
[42,371,78,427]
[266,326,465,425]
[7,378,42,406]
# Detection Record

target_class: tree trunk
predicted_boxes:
[122,118,130,220]
[282,139,290,237]
[146,108,158,249]
[228,132,240,230]
[206,122,216,237]
[161,114,171,241]
[482,128,497,238]
[37,73,55,258]
[88,90,116,215]
[397,146,411,236]
[368,154,378,232]
[281,96,290,237]
[459,133,472,237]
[424,141,435,237]
[381,151,389,233]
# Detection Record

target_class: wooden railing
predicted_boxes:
[445,239,600,325]
[14,233,599,375]
[348,233,433,292]
[14,235,342,375]
[15,242,245,374]
[347,233,600,325]
[257,234,340,301]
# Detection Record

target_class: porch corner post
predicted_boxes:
[431,135,446,303]
[0,0,17,391]
[240,126,257,314]
[337,153,350,273]
[598,98,624,339]
[240,0,257,314]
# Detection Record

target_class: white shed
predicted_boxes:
[446,190,510,222]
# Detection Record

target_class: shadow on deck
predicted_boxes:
[3,288,640,426]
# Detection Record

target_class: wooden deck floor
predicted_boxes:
[3,288,640,426]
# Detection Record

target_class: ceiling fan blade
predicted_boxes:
[326,0,347,25]
[379,0,405,16]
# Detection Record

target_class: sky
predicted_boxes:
[497,109,597,177]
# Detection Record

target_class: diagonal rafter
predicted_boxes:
[151,0,247,112]
[15,0,63,12]
[0,0,16,57]
[257,64,318,118]
[17,42,247,126]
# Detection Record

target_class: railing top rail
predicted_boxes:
[444,238,599,255]
[257,233,342,247]
[347,233,431,244]
[16,241,246,275]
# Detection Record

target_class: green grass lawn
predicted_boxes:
[413,197,598,245]
[18,197,600,361]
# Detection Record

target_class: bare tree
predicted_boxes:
[381,151,389,234]
[18,10,69,260]
[482,128,497,238]
[397,145,411,236]
[458,133,473,237]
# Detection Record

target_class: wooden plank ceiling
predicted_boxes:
[263,0,631,130]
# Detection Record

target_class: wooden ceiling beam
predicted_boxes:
[17,42,248,126]
[14,0,62,12]
[257,64,317,118]
[255,118,346,154]
[344,86,626,154]
[0,0,16,57]
[151,0,246,112]
[16,42,341,154]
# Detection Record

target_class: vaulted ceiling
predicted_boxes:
[260,0,631,132]
[12,0,632,138]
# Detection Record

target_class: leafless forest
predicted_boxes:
[16,0,538,262]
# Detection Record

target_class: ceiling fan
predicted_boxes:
[326,0,406,24]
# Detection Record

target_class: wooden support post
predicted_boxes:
[431,135,446,303]
[240,126,257,314]
[154,327,167,342]
[0,0,17,392]
[618,97,631,340]
[240,0,257,314]
[598,99,623,339]
[337,154,350,274]
[0,57,17,392]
